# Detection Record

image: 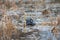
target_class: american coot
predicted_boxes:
[26,18,35,26]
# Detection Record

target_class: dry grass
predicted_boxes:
[1,14,18,40]
[42,10,50,15]
[57,16,60,25]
